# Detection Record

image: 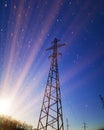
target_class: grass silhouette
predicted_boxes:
[0,115,33,130]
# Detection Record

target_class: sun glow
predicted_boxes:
[0,98,11,115]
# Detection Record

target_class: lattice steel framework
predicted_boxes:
[37,38,65,130]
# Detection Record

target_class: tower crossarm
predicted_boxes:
[46,43,66,51]
[46,38,66,59]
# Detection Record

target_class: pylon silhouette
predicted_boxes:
[37,38,65,130]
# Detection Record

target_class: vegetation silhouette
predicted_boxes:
[0,115,33,130]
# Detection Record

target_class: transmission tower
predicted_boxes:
[83,122,87,130]
[99,95,104,109]
[37,38,65,130]
[66,118,69,130]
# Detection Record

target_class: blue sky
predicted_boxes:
[0,0,104,130]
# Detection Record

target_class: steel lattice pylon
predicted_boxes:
[37,38,65,130]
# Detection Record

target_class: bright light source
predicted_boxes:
[0,98,11,115]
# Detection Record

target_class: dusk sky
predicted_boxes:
[0,0,104,130]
